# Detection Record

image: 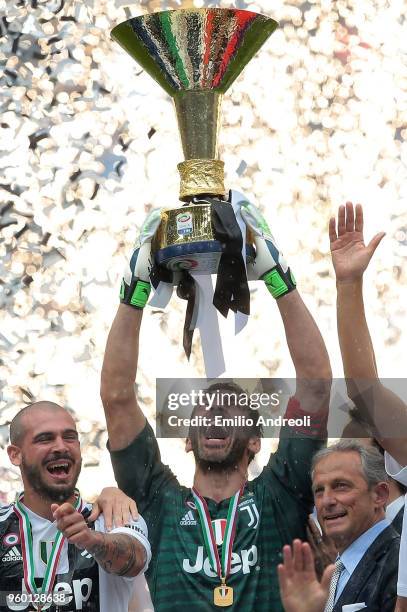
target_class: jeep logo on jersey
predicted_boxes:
[8,578,93,610]
[183,545,258,577]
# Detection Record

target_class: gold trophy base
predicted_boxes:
[152,203,254,274]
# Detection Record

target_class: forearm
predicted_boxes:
[337,280,407,463]
[101,304,142,399]
[101,304,146,448]
[336,280,377,381]
[276,290,331,413]
[86,532,146,577]
[277,290,331,379]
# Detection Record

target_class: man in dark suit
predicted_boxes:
[312,439,400,612]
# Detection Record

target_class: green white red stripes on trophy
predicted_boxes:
[130,10,258,91]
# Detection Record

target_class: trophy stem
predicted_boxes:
[174,90,225,200]
[173,91,222,160]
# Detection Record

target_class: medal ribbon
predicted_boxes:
[191,485,244,581]
[14,490,82,598]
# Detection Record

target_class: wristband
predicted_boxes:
[262,265,296,299]
[120,278,151,309]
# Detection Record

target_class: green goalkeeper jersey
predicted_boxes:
[109,399,324,611]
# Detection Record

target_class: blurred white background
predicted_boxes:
[0,0,406,500]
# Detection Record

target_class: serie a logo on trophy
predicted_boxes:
[111,8,279,372]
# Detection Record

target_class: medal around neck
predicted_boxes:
[214,580,234,607]
[191,486,244,607]
[111,8,278,275]
[12,491,83,611]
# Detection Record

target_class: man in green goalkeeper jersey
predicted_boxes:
[100,199,332,611]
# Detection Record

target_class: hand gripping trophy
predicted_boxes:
[112,9,296,374]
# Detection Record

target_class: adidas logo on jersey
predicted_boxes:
[2,546,22,562]
[81,549,93,559]
[180,510,197,526]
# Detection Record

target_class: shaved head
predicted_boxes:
[10,402,74,446]
[8,401,81,505]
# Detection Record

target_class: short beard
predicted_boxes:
[192,437,249,473]
[22,459,81,504]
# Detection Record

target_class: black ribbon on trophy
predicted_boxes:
[111,9,278,376]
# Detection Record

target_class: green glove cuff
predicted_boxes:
[262,265,296,299]
[120,278,151,309]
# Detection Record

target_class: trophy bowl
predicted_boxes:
[111,8,278,274]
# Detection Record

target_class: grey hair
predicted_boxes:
[311,439,388,488]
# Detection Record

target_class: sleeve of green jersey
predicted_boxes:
[108,421,179,516]
[262,397,326,508]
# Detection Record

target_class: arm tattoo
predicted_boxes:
[87,533,146,577]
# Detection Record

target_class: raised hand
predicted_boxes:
[329,202,385,282]
[278,540,334,612]
[240,201,296,298]
[120,208,162,309]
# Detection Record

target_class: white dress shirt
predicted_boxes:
[386,495,405,524]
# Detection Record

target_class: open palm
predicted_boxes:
[278,541,334,612]
[329,203,385,282]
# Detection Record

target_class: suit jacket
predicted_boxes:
[333,525,400,612]
[392,505,404,534]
